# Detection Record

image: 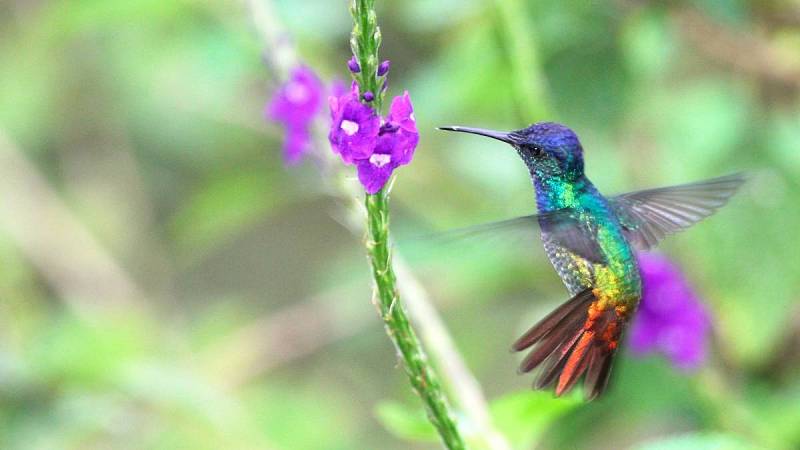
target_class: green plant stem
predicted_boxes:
[350,1,466,448]
[246,10,504,446]
[350,0,383,110]
[364,190,465,450]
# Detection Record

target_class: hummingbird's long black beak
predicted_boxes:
[438,126,518,145]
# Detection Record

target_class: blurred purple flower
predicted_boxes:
[266,65,323,128]
[266,65,328,164]
[282,127,311,165]
[331,79,348,98]
[328,84,381,164]
[629,252,712,371]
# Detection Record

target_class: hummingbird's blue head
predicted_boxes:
[439,121,585,180]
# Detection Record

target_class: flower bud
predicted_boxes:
[347,56,361,73]
[377,60,390,77]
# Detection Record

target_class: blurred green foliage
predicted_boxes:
[1,0,800,449]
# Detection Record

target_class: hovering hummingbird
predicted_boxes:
[439,122,744,400]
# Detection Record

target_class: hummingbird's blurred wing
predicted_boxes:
[420,208,606,264]
[610,173,745,250]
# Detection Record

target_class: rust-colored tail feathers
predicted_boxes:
[512,289,626,400]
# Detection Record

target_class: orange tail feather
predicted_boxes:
[513,288,627,400]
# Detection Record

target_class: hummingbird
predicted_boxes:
[439,122,744,400]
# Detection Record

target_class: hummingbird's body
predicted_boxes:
[440,122,743,399]
[533,173,640,303]
[529,170,641,396]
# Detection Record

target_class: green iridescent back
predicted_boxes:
[530,170,641,309]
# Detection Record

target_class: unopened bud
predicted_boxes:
[377,60,390,77]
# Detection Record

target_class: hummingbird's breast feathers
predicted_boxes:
[537,177,643,308]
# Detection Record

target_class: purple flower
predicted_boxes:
[330,79,348,98]
[326,58,419,194]
[386,91,419,162]
[355,133,403,194]
[266,65,323,128]
[282,127,311,165]
[353,93,419,193]
[377,60,391,77]
[388,91,417,134]
[328,85,381,164]
[629,252,712,371]
[265,65,326,164]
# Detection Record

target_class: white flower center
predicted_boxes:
[369,153,391,168]
[286,82,309,103]
[340,119,359,136]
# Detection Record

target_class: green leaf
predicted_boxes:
[374,401,438,443]
[631,432,763,450]
[490,390,582,449]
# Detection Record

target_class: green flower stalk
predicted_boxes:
[349,0,384,110]
[365,190,466,450]
[254,0,508,446]
[338,0,466,448]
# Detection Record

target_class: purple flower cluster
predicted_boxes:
[266,66,328,165]
[629,252,712,371]
[328,61,418,194]
[268,58,418,193]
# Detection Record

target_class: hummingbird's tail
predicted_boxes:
[512,288,627,400]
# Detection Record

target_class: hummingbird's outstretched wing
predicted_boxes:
[418,174,744,260]
[610,173,746,250]
[419,208,606,264]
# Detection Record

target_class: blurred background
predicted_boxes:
[1,0,800,449]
